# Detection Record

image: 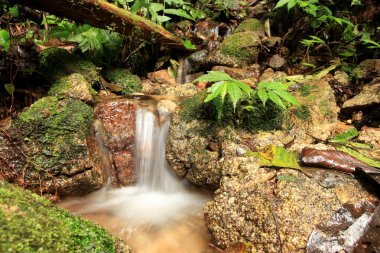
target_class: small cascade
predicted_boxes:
[135,108,182,192]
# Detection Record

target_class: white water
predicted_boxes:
[62,107,209,232]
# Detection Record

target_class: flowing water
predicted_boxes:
[61,105,214,253]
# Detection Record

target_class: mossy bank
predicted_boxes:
[0,180,130,253]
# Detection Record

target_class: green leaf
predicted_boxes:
[235,81,252,95]
[156,15,171,23]
[246,145,300,169]
[274,0,290,9]
[227,81,242,111]
[330,128,358,143]
[194,71,233,83]
[204,81,225,103]
[257,89,268,105]
[183,39,196,50]
[131,0,149,13]
[313,64,338,79]
[258,81,288,90]
[4,83,15,95]
[336,146,380,169]
[268,90,285,109]
[273,90,299,106]
[0,29,11,52]
[347,141,373,149]
[8,6,19,17]
[149,2,164,12]
[164,9,195,21]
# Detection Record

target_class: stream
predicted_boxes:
[60,103,215,253]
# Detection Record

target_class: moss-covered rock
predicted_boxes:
[352,59,380,80]
[48,73,97,103]
[207,31,260,67]
[103,68,142,94]
[0,180,130,253]
[11,96,106,195]
[234,18,263,34]
[39,48,100,85]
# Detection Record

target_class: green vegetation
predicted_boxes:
[16,97,93,175]
[103,68,142,94]
[0,180,127,253]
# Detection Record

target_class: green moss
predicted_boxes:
[180,91,211,122]
[234,18,262,33]
[319,98,334,119]
[238,97,284,132]
[299,85,317,97]
[219,32,259,65]
[104,68,142,94]
[16,97,93,174]
[0,180,127,253]
[39,48,100,85]
[48,73,97,101]
[295,105,311,120]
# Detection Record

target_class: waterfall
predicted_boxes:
[135,109,182,192]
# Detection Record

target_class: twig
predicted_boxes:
[208,243,224,253]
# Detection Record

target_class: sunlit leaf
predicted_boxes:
[246,145,300,169]
[0,29,10,52]
[257,89,268,105]
[227,81,242,110]
[164,9,194,20]
[268,90,285,109]
[336,146,380,169]
[194,71,233,83]
[273,90,299,106]
[204,81,225,103]
[330,128,359,143]
[4,83,15,95]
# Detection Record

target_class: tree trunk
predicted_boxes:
[13,0,186,50]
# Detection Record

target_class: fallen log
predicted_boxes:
[12,0,186,50]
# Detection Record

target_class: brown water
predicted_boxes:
[60,107,216,253]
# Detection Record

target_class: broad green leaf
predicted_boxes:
[336,146,380,169]
[287,0,297,9]
[149,3,164,12]
[235,81,252,95]
[165,0,186,5]
[273,90,299,106]
[164,9,195,21]
[268,90,285,109]
[246,145,300,169]
[220,82,228,101]
[156,15,170,23]
[4,83,15,95]
[258,81,288,90]
[227,81,242,110]
[274,0,290,9]
[330,128,359,143]
[257,89,268,105]
[0,29,10,52]
[204,81,225,103]
[8,6,19,17]
[207,81,224,93]
[194,71,233,83]
[131,0,149,13]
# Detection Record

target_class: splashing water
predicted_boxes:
[61,105,212,253]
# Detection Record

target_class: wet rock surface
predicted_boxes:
[341,82,380,113]
[204,163,377,252]
[94,98,137,186]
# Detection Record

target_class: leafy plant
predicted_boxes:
[193,71,251,111]
[50,21,123,65]
[0,29,10,52]
[254,81,299,109]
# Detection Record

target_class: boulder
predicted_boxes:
[207,31,260,67]
[2,96,106,196]
[48,73,97,103]
[268,54,286,70]
[147,69,176,86]
[353,59,380,80]
[204,159,376,252]
[103,68,142,95]
[288,79,340,141]
[341,83,380,113]
[94,98,138,186]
